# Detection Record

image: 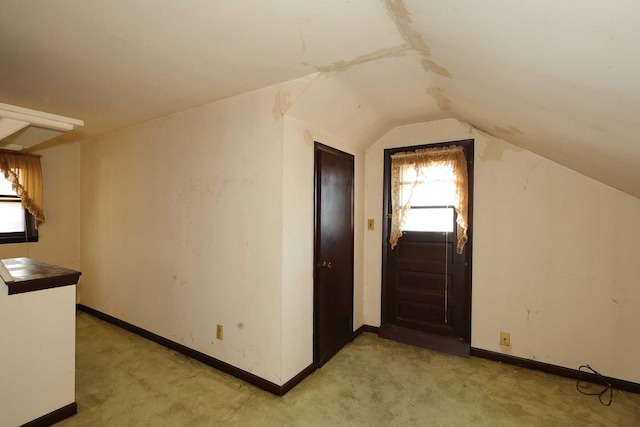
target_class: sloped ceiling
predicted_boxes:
[1,0,639,197]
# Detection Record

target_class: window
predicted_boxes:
[400,163,456,233]
[389,144,469,253]
[0,175,38,244]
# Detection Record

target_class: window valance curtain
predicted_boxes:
[390,145,468,253]
[0,150,45,227]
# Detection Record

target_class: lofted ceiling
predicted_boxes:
[2,0,639,197]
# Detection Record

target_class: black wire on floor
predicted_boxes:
[576,364,613,406]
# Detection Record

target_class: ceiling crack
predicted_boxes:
[299,24,306,54]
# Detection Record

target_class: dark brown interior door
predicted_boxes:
[381,140,473,356]
[386,219,466,338]
[314,143,354,367]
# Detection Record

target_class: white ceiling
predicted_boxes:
[2,0,639,197]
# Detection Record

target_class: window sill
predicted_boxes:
[0,233,38,244]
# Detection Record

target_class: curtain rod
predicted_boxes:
[391,145,462,159]
[0,149,42,158]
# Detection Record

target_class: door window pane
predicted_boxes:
[402,207,454,232]
[400,164,457,207]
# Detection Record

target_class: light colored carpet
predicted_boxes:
[60,312,640,426]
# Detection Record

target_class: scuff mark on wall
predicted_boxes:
[495,125,525,136]
[385,0,452,78]
[426,87,453,111]
[316,44,410,72]
[299,24,306,54]
[422,59,452,78]
[523,160,542,190]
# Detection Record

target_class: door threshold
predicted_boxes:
[379,324,470,358]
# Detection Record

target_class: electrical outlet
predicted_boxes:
[367,219,374,230]
[216,324,223,340]
[500,331,510,347]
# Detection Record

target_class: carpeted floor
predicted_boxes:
[60,312,640,426]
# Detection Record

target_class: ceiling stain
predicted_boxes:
[422,59,452,78]
[480,136,524,161]
[316,44,410,72]
[385,0,430,56]
[494,125,525,136]
[426,87,453,111]
[386,0,453,79]
[461,121,526,161]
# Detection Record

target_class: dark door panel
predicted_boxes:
[397,241,453,262]
[390,230,462,337]
[314,143,354,367]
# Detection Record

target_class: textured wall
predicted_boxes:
[80,85,284,384]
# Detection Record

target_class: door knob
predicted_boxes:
[321,261,333,269]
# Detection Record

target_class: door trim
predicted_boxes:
[380,139,474,345]
[313,142,355,366]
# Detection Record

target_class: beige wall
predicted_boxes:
[281,115,365,383]
[80,85,285,384]
[0,142,80,269]
[364,118,640,383]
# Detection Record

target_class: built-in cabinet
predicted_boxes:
[0,258,80,426]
